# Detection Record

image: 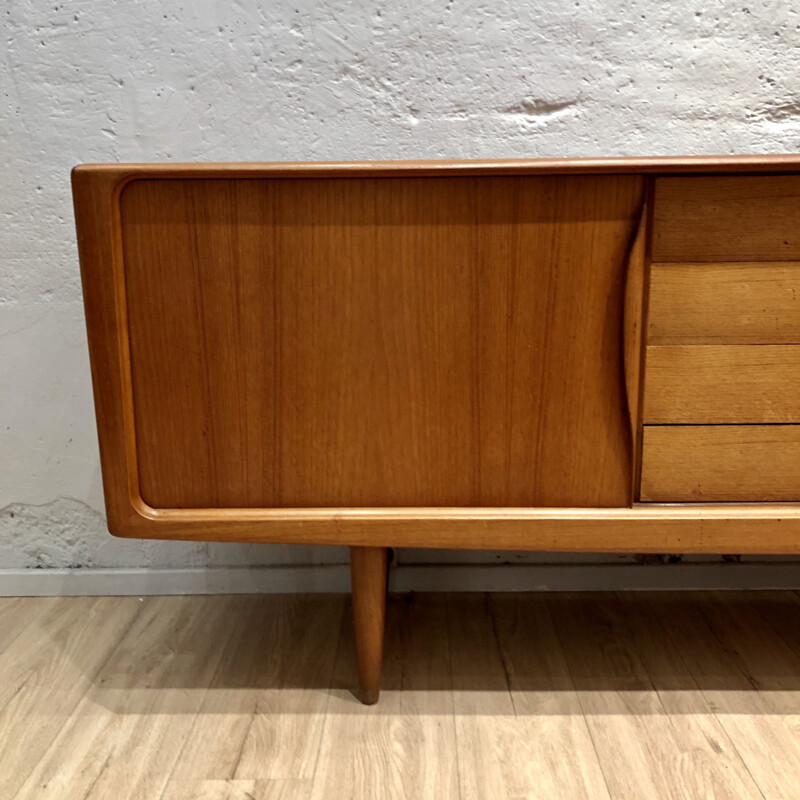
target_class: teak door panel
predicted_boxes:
[120,175,643,509]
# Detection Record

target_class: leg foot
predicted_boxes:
[350,546,388,705]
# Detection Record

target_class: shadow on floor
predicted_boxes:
[79,590,800,715]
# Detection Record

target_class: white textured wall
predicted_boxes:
[2,1,800,577]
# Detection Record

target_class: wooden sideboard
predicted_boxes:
[73,156,800,703]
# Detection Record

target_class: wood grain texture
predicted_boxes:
[551,592,762,799]
[73,168,139,538]
[0,597,57,655]
[99,504,800,552]
[121,175,642,509]
[11,593,800,798]
[350,546,387,704]
[640,425,800,502]
[0,597,143,799]
[73,160,800,553]
[611,592,763,799]
[653,175,800,262]
[74,154,800,181]
[15,596,245,800]
[648,262,800,345]
[484,594,611,799]
[643,344,800,423]
[622,197,648,469]
[159,780,311,800]
[310,595,459,799]
[448,593,607,800]
[650,591,800,799]
[168,596,343,780]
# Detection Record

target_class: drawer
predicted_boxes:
[640,425,800,502]
[643,345,800,423]
[653,176,800,262]
[648,262,800,345]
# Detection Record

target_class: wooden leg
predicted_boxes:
[350,546,388,705]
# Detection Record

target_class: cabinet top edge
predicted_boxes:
[72,154,800,181]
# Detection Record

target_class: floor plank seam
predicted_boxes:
[444,595,465,800]
[547,593,616,800]
[485,592,518,717]
[306,595,346,790]
[10,599,148,800]
[155,597,249,799]
[643,592,768,800]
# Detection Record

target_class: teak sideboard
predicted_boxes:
[74,155,800,703]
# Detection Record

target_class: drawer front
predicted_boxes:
[641,425,800,502]
[648,262,800,345]
[643,345,800,424]
[653,176,800,262]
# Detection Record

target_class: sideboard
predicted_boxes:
[73,156,800,703]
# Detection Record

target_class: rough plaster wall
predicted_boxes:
[2,1,800,573]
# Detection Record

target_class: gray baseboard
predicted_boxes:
[3,561,800,596]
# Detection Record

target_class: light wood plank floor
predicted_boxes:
[4,591,800,799]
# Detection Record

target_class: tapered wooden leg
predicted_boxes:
[350,546,388,705]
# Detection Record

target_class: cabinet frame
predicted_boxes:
[74,156,800,556]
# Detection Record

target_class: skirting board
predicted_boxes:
[5,562,800,596]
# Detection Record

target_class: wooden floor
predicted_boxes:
[5,592,800,799]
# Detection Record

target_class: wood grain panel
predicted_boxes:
[121,175,643,509]
[648,262,800,345]
[640,425,800,502]
[643,344,800,423]
[653,176,800,262]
